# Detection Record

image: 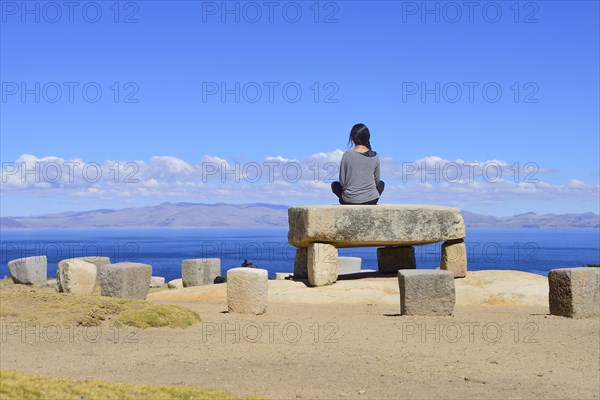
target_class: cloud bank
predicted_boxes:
[1,152,598,207]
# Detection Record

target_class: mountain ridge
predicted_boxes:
[1,202,598,229]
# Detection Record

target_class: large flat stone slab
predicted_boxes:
[288,204,465,248]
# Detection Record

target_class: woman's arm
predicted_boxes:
[374,156,381,185]
[339,153,348,187]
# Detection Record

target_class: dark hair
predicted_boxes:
[348,123,372,150]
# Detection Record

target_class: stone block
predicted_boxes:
[377,247,416,274]
[56,259,97,295]
[100,262,152,300]
[307,243,338,287]
[293,248,308,279]
[167,278,183,289]
[227,267,268,314]
[440,240,467,278]
[338,256,362,275]
[549,267,600,318]
[73,256,111,286]
[288,205,465,248]
[275,272,292,280]
[150,276,165,288]
[398,270,455,316]
[8,256,47,286]
[182,258,221,287]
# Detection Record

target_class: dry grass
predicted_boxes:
[116,303,200,328]
[0,370,260,400]
[0,279,200,329]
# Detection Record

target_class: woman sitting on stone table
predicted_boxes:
[331,123,385,205]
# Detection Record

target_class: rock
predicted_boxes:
[227,267,268,314]
[293,248,308,279]
[398,270,455,316]
[167,278,183,289]
[275,272,293,280]
[288,205,465,248]
[73,256,111,286]
[182,258,221,287]
[100,262,152,300]
[338,257,362,275]
[440,240,467,278]
[7,256,47,286]
[56,259,97,295]
[377,247,415,274]
[150,276,165,288]
[307,243,338,287]
[548,267,600,318]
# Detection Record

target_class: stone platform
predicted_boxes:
[288,205,465,247]
[288,205,467,286]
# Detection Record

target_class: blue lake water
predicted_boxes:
[1,228,598,282]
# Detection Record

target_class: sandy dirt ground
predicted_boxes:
[1,272,599,399]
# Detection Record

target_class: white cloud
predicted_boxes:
[1,153,597,207]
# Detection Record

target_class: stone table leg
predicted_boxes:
[377,246,416,274]
[440,239,467,278]
[293,248,308,279]
[307,243,338,287]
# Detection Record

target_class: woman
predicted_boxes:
[331,123,385,205]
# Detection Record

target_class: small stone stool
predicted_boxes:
[167,278,183,289]
[398,270,455,316]
[227,267,268,315]
[182,258,221,287]
[8,255,47,286]
[100,262,152,300]
[377,246,416,274]
[150,276,165,288]
[339,256,362,275]
[73,256,111,286]
[549,267,600,318]
[56,258,97,294]
[307,243,338,287]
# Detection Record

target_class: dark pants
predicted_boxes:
[331,181,385,205]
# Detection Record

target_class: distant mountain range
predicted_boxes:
[1,202,598,229]
[461,210,599,229]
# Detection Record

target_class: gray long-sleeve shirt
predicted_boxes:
[339,150,381,204]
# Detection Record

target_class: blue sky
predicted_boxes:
[1,0,599,217]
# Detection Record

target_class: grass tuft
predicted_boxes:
[0,370,260,400]
[0,282,200,329]
[117,302,201,328]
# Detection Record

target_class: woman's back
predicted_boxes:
[339,149,381,204]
